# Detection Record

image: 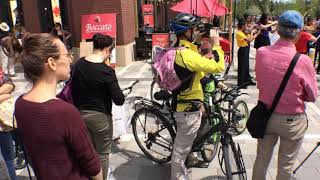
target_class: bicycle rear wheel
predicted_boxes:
[131,107,175,164]
[232,100,249,135]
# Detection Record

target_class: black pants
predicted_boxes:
[237,46,250,85]
[316,45,320,73]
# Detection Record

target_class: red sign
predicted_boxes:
[144,15,154,27]
[81,13,116,39]
[152,33,170,48]
[142,4,153,15]
[142,4,154,27]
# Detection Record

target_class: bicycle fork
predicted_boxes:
[219,134,233,180]
[218,134,247,180]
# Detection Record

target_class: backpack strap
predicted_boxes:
[177,48,191,71]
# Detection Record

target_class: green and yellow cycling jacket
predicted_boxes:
[174,40,225,112]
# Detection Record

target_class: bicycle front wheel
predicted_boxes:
[131,107,175,164]
[222,143,233,180]
[232,100,249,135]
[230,140,247,180]
[201,117,221,162]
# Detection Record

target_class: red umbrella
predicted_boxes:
[204,0,228,16]
[171,0,217,17]
[170,0,228,17]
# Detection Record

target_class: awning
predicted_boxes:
[170,0,228,17]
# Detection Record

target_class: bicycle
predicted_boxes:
[212,87,249,135]
[131,83,249,180]
[119,80,143,128]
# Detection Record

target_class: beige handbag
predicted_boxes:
[0,97,16,132]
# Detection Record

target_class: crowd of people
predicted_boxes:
[0,8,319,180]
[237,12,320,84]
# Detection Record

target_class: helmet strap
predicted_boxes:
[182,30,193,42]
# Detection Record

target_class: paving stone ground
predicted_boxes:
[14,47,320,180]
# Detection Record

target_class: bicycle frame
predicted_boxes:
[132,84,248,179]
[191,113,225,151]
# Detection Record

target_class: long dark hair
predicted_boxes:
[260,13,269,25]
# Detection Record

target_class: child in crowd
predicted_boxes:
[198,38,227,94]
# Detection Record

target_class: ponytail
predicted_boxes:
[1,36,23,63]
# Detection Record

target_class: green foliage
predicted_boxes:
[235,0,320,19]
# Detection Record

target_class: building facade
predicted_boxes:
[0,0,138,66]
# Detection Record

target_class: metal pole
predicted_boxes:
[196,0,198,15]
[229,0,235,61]
[164,0,168,31]
[293,142,320,174]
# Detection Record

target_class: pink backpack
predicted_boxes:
[152,46,191,91]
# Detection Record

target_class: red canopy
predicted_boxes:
[170,0,228,17]
[204,0,228,16]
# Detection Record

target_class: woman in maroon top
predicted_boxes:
[13,33,103,180]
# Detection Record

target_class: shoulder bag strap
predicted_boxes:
[270,53,301,113]
[13,111,33,180]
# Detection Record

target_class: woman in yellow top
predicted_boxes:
[236,18,260,87]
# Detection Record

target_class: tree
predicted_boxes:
[252,0,270,14]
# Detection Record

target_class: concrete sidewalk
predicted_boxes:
[13,57,320,179]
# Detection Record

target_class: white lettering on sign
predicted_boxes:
[85,24,113,32]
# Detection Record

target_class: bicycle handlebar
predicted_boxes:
[122,80,140,96]
[216,81,250,103]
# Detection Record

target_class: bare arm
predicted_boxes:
[259,21,277,30]
[0,84,14,94]
[0,94,11,103]
[310,35,317,42]
[244,30,261,42]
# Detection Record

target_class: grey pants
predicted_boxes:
[171,111,202,180]
[252,113,308,180]
[80,110,113,180]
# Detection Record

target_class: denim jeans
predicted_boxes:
[0,131,17,180]
[0,150,10,180]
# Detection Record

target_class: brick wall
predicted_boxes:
[120,0,137,44]
[68,0,137,47]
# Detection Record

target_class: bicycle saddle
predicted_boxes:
[154,90,172,101]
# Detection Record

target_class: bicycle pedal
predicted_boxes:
[189,160,209,168]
